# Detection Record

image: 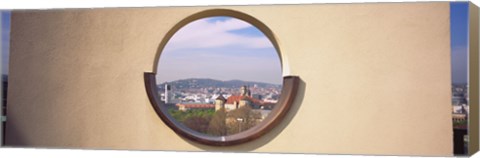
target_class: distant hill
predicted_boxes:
[157,78,281,89]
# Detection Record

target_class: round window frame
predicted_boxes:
[145,9,300,146]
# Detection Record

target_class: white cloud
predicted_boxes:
[164,18,274,51]
[156,17,281,84]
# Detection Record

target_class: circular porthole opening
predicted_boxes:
[157,16,282,136]
[144,9,300,146]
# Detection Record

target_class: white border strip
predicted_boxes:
[0,0,478,158]
[0,0,457,9]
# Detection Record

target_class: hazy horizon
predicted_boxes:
[157,77,283,85]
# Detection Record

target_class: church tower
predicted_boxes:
[239,85,251,108]
[215,94,226,111]
[240,85,247,96]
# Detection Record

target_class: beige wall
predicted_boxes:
[469,2,479,155]
[5,3,453,156]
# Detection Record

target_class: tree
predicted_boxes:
[226,106,262,135]
[207,107,227,136]
[183,116,211,134]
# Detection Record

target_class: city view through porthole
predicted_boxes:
[155,16,282,136]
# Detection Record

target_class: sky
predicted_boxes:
[0,4,471,84]
[156,16,283,85]
[1,11,10,75]
[450,2,469,84]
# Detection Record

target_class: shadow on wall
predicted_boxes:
[4,115,28,147]
[181,78,307,151]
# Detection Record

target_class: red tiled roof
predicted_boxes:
[176,103,215,109]
[225,95,264,105]
[225,96,242,104]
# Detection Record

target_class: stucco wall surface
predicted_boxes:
[5,2,452,156]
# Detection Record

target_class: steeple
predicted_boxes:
[215,94,226,102]
[240,85,248,96]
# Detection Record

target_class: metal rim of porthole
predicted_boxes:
[144,9,300,146]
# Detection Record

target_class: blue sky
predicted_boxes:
[1,11,10,75]
[0,4,471,84]
[450,2,469,84]
[156,16,283,84]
